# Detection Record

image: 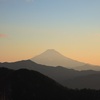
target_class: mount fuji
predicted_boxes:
[31,49,85,68]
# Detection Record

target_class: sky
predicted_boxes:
[0,0,100,65]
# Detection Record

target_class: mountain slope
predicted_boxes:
[1,68,100,100]
[75,64,100,71]
[64,73,100,89]
[0,60,100,89]
[31,49,85,68]
[0,68,67,100]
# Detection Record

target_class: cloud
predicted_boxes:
[0,34,7,38]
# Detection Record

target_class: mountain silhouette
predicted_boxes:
[75,64,100,71]
[31,49,85,68]
[1,68,100,100]
[64,73,100,89]
[31,49,100,70]
[0,68,67,100]
[1,60,100,89]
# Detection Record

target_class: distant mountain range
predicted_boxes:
[31,49,100,71]
[64,73,100,89]
[1,60,100,89]
[75,64,100,71]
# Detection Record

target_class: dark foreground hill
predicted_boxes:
[1,68,100,100]
[0,68,67,100]
[1,60,100,89]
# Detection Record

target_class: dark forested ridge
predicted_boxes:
[0,67,66,100]
[1,60,100,89]
[0,67,100,100]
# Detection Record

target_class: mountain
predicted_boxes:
[1,68,100,100]
[1,60,100,89]
[0,68,67,100]
[75,64,100,71]
[64,73,100,89]
[31,49,85,68]
[31,49,100,70]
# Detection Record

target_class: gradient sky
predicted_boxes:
[0,0,100,65]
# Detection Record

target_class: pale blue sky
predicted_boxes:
[0,0,100,65]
